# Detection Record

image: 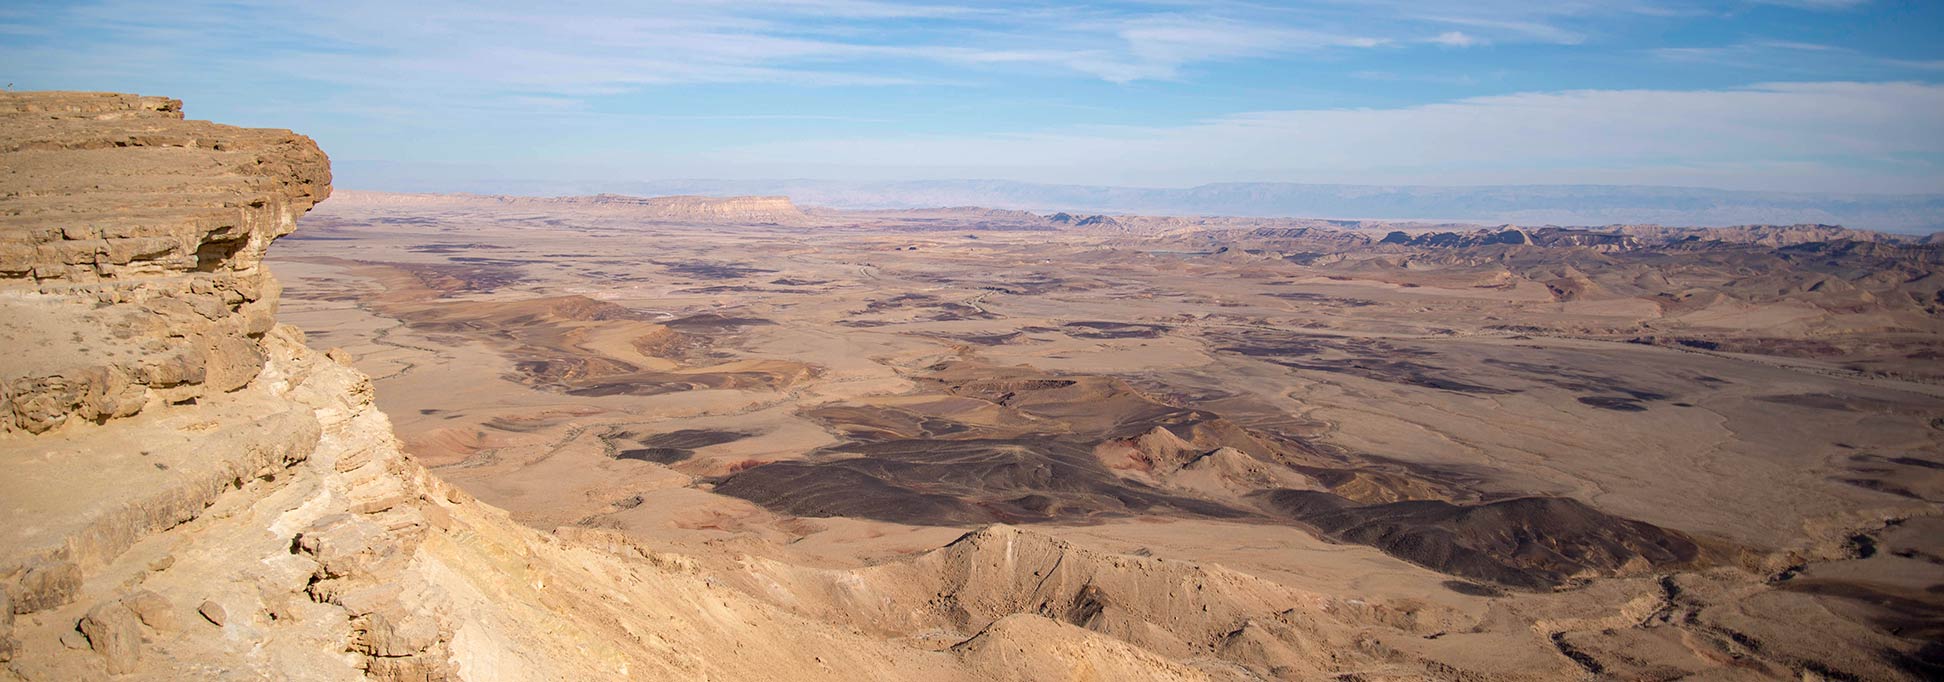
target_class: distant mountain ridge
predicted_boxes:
[323,191,1937,249]
[331,166,1944,234]
[328,189,807,224]
[609,180,1944,234]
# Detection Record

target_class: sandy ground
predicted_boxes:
[266,193,1944,679]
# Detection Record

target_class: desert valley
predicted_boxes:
[259,173,1944,677]
[3,90,1942,681]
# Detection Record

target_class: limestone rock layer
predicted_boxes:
[0,91,330,434]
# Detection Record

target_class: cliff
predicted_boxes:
[0,93,1211,680]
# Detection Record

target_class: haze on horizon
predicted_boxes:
[4,0,1943,197]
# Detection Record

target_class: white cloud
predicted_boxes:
[1747,40,1839,51]
[710,81,1944,193]
[1429,31,1483,47]
[9,0,1707,95]
[1043,15,1391,83]
[7,0,1408,91]
[9,0,1936,195]
[1418,15,1584,45]
[1650,39,1943,76]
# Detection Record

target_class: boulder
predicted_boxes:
[78,600,142,674]
[198,599,228,627]
[355,608,440,657]
[123,589,178,633]
[11,558,83,613]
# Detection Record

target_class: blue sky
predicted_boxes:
[3,0,1942,193]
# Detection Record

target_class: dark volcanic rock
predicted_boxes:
[606,429,751,464]
[1255,491,1699,589]
[714,438,1246,526]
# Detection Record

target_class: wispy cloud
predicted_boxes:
[1653,40,1840,61]
[4,0,1407,94]
[1652,39,1943,76]
[1416,15,1585,45]
[713,81,1944,193]
[1747,0,1871,9]
[1351,70,1481,85]
[1320,0,1676,45]
[4,0,1787,99]
[1009,15,1392,83]
[4,0,1937,194]
[1428,31,1485,47]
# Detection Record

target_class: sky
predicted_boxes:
[3,0,1943,194]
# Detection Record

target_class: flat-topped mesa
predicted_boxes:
[324,189,808,224]
[0,92,331,434]
[567,193,805,222]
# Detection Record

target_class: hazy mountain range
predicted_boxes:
[335,164,1944,234]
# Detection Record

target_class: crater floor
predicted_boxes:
[268,192,1944,680]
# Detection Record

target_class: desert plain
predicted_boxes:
[258,190,1944,679]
